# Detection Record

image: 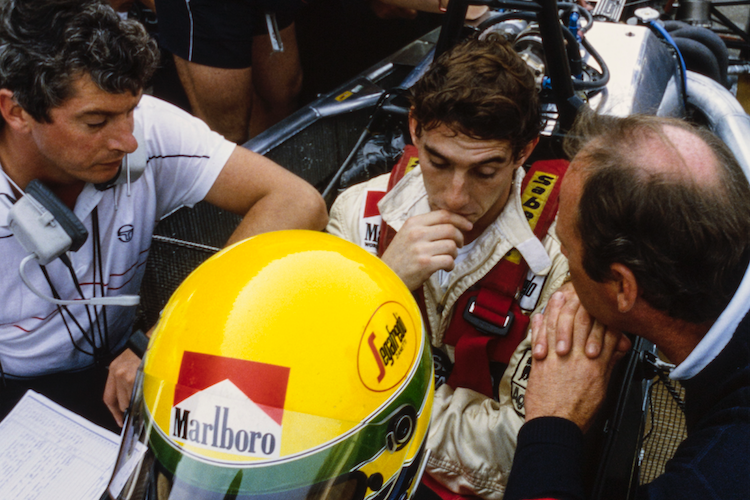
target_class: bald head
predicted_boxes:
[627,124,720,187]
[563,114,750,324]
[571,117,725,189]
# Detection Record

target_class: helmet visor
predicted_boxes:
[106,369,429,500]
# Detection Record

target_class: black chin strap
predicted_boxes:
[94,164,123,191]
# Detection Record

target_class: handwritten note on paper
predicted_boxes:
[0,390,120,500]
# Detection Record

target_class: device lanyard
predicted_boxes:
[38,206,110,366]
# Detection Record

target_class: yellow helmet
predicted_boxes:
[107,230,434,500]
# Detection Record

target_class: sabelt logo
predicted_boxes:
[357,302,418,392]
[506,170,559,265]
[168,352,290,461]
[521,171,559,229]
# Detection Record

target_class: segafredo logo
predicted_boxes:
[357,301,418,392]
[169,351,289,461]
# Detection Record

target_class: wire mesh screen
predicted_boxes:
[133,203,238,331]
[639,377,688,484]
[264,109,376,193]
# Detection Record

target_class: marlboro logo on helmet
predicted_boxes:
[168,351,289,460]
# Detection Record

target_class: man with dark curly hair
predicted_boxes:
[0,0,326,431]
[328,34,569,499]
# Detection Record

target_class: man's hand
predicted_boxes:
[531,283,604,360]
[381,210,472,291]
[103,348,141,427]
[532,283,631,360]
[525,312,631,432]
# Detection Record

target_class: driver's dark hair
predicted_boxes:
[564,113,750,324]
[409,33,542,160]
[0,0,158,125]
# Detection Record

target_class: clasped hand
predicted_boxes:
[525,283,631,432]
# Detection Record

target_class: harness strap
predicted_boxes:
[446,263,530,397]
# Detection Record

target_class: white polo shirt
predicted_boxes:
[0,95,235,378]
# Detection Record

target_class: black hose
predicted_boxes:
[559,20,584,78]
[559,1,594,34]
[574,36,611,90]
[478,8,609,93]
[669,26,729,87]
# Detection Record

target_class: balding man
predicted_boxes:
[503,113,750,500]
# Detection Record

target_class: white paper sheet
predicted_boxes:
[0,390,120,500]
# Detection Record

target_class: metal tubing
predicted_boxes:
[683,70,750,374]
[686,70,750,174]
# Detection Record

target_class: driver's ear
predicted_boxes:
[516,137,540,165]
[0,89,31,132]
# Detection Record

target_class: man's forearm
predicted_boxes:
[204,146,328,247]
[225,188,327,246]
